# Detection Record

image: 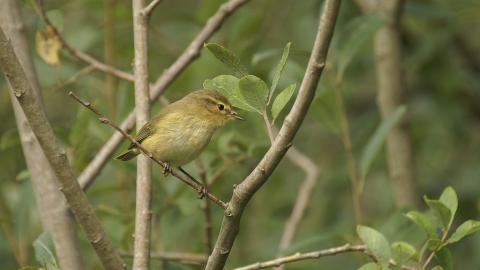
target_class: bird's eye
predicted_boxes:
[218,104,225,111]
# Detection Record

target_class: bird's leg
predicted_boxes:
[163,162,172,176]
[178,166,208,199]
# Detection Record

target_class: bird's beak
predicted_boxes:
[230,110,244,120]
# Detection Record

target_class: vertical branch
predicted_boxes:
[0,1,85,270]
[132,0,152,269]
[205,1,341,268]
[196,159,213,255]
[0,27,126,270]
[356,0,419,207]
[333,79,362,223]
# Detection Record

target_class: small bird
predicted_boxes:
[115,89,243,169]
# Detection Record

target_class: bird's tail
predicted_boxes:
[115,148,140,161]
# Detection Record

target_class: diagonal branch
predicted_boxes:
[68,91,227,209]
[0,27,126,270]
[205,1,341,268]
[78,0,251,190]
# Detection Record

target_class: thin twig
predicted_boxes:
[233,244,366,270]
[261,110,320,255]
[278,147,320,253]
[205,1,341,268]
[333,78,362,224]
[120,251,207,265]
[141,0,163,18]
[209,155,248,186]
[78,0,251,191]
[34,0,134,82]
[68,91,227,209]
[196,159,213,254]
[132,0,152,269]
[55,65,95,90]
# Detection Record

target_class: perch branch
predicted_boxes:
[0,27,126,270]
[68,91,227,209]
[205,0,341,268]
[78,0,251,190]
[132,0,152,269]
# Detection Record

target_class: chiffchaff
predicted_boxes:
[115,89,242,167]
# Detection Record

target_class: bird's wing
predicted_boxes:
[128,120,156,149]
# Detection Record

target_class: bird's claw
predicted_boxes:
[198,186,208,199]
[163,163,172,176]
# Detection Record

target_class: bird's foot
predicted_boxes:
[163,163,172,176]
[198,186,208,199]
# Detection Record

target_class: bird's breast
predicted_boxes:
[142,118,217,166]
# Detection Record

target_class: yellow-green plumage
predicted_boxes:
[115,89,242,167]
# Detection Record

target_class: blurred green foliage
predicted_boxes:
[1,0,480,269]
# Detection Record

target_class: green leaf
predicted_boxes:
[424,197,452,230]
[432,266,444,270]
[359,105,406,182]
[391,241,416,264]
[336,15,385,80]
[357,225,391,268]
[446,220,480,244]
[33,232,59,270]
[270,42,291,100]
[271,83,296,122]
[203,75,255,112]
[357,262,381,270]
[405,211,438,239]
[238,75,269,113]
[204,43,248,77]
[438,187,458,227]
[436,248,453,270]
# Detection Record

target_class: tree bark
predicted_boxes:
[0,1,84,269]
[132,0,153,269]
[355,0,419,207]
[205,0,341,268]
[0,27,126,270]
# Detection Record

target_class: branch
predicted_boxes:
[196,159,213,254]
[0,27,126,270]
[141,0,163,18]
[205,0,341,268]
[78,0,251,190]
[121,251,207,265]
[333,78,362,223]
[34,0,134,82]
[68,91,227,209]
[132,0,152,269]
[233,244,366,270]
[260,116,321,254]
[355,0,419,208]
[278,147,320,252]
